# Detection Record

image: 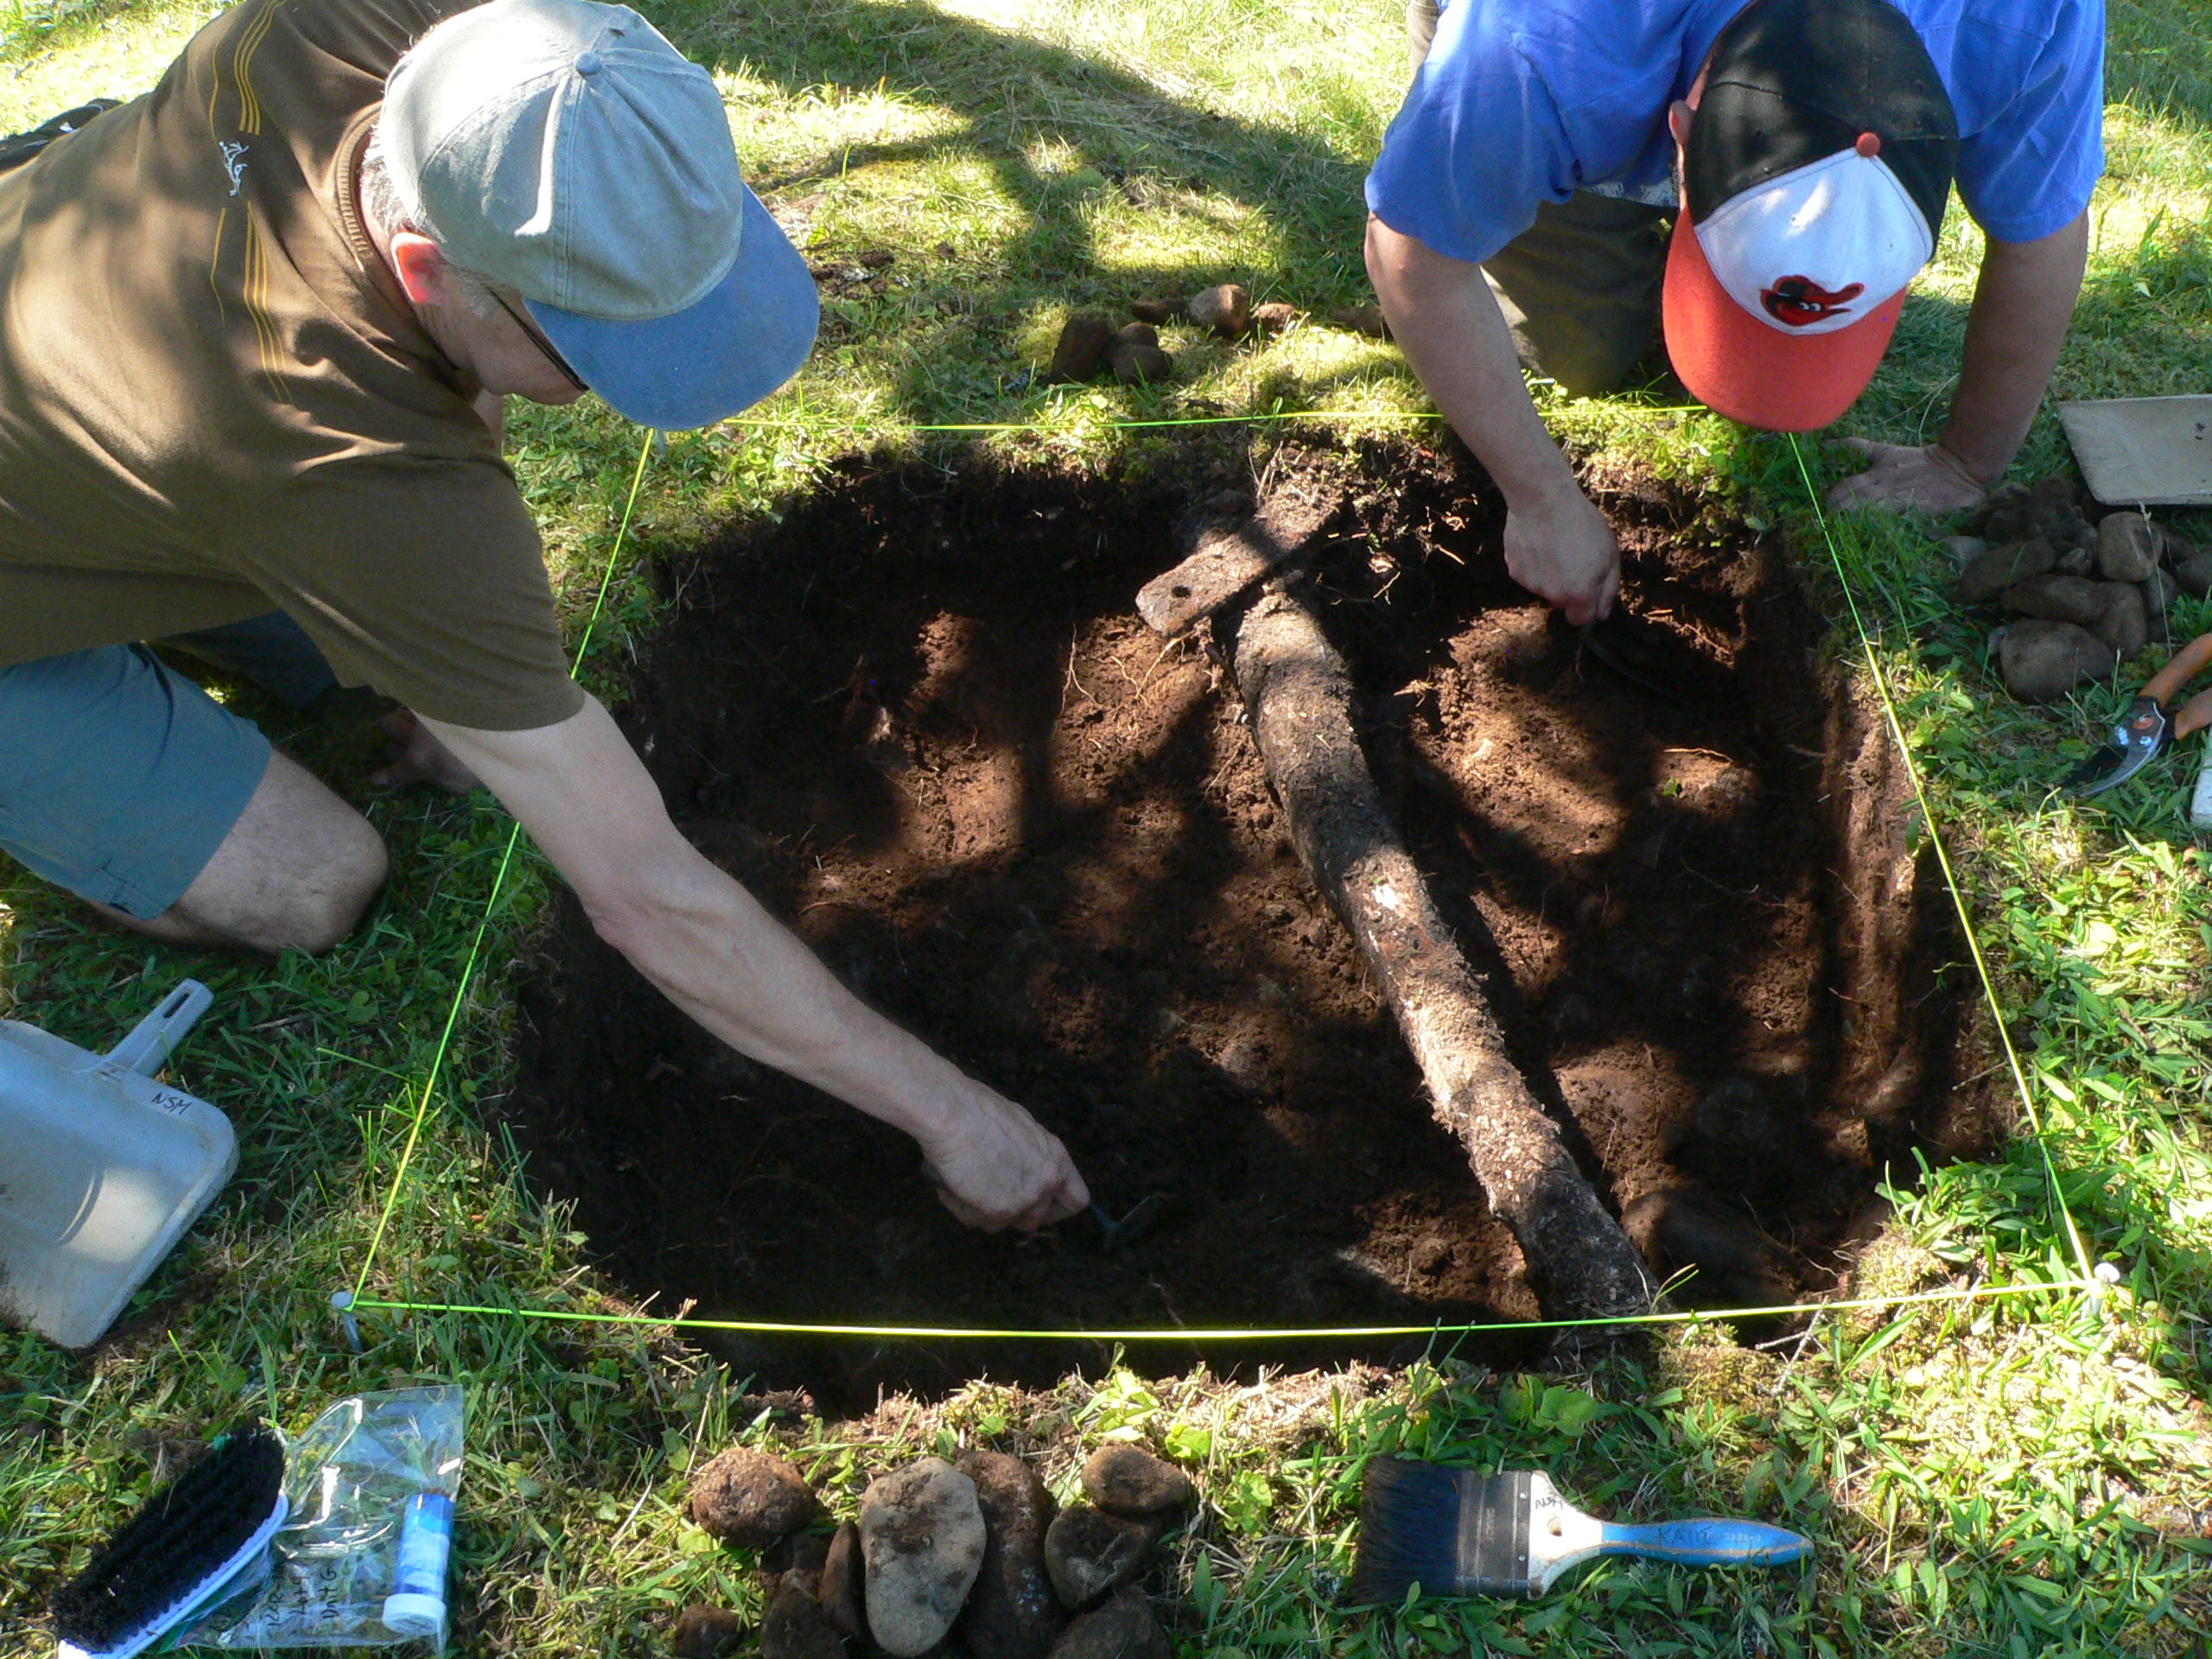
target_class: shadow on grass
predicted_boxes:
[2109,0,2212,135]
[643,0,1385,422]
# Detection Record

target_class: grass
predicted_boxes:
[4,0,2212,1655]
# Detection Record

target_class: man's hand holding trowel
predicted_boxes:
[2067,631,2212,825]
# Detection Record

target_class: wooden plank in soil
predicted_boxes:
[1229,582,1657,1332]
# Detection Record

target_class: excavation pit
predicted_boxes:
[508,440,1999,1402]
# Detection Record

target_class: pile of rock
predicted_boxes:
[1951,476,2206,701]
[677,1442,1198,1659]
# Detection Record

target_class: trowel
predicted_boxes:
[1575,612,1725,706]
[2065,631,2212,810]
[0,981,234,1348]
[1090,1195,1165,1251]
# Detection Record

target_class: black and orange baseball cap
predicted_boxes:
[1662,0,1958,432]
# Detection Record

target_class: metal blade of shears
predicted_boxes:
[2065,696,2171,797]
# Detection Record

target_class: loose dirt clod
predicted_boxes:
[1979,474,2087,547]
[1999,619,2118,701]
[1044,1506,1157,1609]
[1049,315,1116,382]
[670,1605,747,1659]
[1108,323,1170,384]
[1186,283,1249,336]
[861,1459,987,1656]
[1080,1445,1192,1517]
[761,1575,846,1659]
[1047,1589,1169,1659]
[689,1447,823,1548]
[764,1530,833,1580]
[957,1450,1064,1659]
[1331,302,1391,338]
[1251,300,1297,335]
[1128,298,1185,324]
[2178,550,2212,597]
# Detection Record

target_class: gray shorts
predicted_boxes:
[0,613,336,918]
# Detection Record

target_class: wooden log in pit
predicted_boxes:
[1230,584,1656,1329]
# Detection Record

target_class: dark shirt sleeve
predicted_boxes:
[227,457,585,730]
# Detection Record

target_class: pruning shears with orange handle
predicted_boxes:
[2065,630,2212,800]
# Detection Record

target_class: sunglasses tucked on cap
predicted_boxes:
[1662,0,1959,433]
[381,0,818,429]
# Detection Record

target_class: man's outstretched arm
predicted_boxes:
[1365,214,1622,624]
[1829,209,2090,513]
[420,696,1090,1232]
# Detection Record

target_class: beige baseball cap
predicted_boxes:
[382,0,817,427]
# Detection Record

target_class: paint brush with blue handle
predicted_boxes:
[1352,1464,1810,1602]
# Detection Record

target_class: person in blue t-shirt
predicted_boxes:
[1364,0,2102,625]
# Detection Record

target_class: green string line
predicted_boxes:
[1785,434,2095,1286]
[723,404,1706,436]
[350,432,658,1302]
[346,1274,2091,1344]
[726,409,1441,435]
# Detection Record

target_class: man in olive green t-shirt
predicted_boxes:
[0,0,1090,1235]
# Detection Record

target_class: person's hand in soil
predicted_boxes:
[406,696,1090,1233]
[919,1090,1090,1232]
[372,709,484,791]
[1825,439,1987,516]
[1503,486,1620,626]
[1363,217,1618,625]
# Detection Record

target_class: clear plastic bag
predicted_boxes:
[186,1384,465,1650]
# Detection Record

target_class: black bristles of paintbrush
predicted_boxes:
[1351,1461,1535,1603]
[52,1423,286,1656]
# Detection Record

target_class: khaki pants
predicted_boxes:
[1405,0,1672,396]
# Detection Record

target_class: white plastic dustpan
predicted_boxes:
[0,981,234,1348]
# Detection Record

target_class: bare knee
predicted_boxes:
[169,751,390,954]
[268,810,388,953]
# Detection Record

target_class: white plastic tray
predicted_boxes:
[0,982,235,1348]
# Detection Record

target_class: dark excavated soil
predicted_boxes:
[505,438,2001,1402]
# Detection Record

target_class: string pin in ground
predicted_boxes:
[330,1289,363,1352]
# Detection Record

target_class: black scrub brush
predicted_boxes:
[52,1422,289,1659]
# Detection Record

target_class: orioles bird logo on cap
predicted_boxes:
[1759,276,1866,327]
